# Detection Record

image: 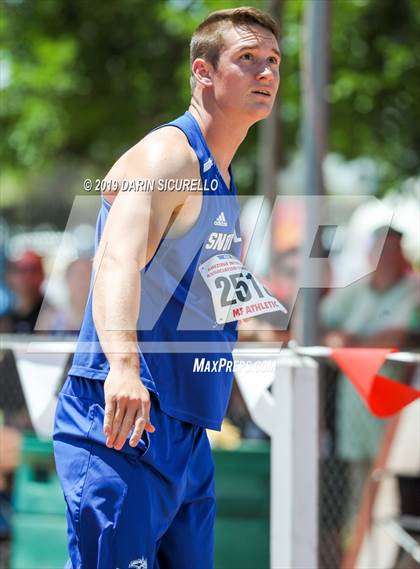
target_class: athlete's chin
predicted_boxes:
[247,105,273,122]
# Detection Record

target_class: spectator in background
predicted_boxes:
[270,243,332,341]
[270,247,301,307]
[47,258,92,334]
[0,250,53,543]
[0,250,54,333]
[320,226,419,534]
[321,226,417,350]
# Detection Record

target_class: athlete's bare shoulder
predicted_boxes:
[98,124,202,267]
[104,126,199,204]
[128,126,198,177]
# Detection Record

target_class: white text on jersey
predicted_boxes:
[205,230,242,251]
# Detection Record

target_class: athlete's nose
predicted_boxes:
[256,63,276,83]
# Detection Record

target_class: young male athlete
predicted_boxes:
[54,7,281,568]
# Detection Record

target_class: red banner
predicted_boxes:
[331,348,420,418]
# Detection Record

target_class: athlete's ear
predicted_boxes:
[191,58,213,88]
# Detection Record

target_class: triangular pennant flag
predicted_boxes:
[331,348,420,418]
[369,375,420,418]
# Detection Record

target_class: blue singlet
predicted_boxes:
[69,111,241,430]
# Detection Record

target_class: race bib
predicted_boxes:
[199,254,288,324]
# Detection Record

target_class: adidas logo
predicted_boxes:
[203,158,213,173]
[214,212,228,227]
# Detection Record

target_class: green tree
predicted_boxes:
[1,0,419,227]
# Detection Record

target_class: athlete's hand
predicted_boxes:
[103,368,155,451]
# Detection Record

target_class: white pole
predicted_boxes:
[270,355,319,568]
[234,350,319,569]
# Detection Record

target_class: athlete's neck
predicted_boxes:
[188,102,250,179]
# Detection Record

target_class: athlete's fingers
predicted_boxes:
[145,422,156,433]
[129,411,149,447]
[103,395,116,438]
[107,401,126,447]
[113,406,136,451]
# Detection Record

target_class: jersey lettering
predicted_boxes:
[205,228,241,251]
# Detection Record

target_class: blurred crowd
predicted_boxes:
[0,252,92,335]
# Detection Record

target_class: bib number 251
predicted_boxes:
[215,272,265,307]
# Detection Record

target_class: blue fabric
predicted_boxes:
[0,283,13,317]
[69,111,241,430]
[54,375,215,569]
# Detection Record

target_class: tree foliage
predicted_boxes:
[328,0,420,191]
[1,0,198,170]
[1,0,419,226]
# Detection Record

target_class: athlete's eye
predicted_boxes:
[241,53,254,61]
[268,56,280,65]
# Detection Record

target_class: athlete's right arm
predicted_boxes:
[92,128,198,451]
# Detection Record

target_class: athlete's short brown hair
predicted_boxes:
[190,7,278,75]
